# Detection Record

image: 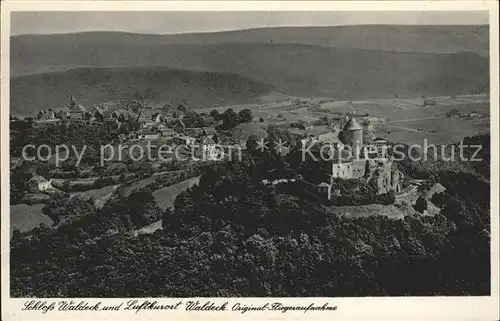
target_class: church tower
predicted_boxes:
[68,95,76,109]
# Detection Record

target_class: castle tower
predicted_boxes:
[342,117,363,158]
[68,95,76,109]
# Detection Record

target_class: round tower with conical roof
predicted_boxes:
[68,95,76,109]
[342,117,363,157]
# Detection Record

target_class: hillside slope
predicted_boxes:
[11,43,489,102]
[11,25,489,56]
[10,67,274,115]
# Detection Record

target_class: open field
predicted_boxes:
[134,175,202,236]
[153,175,201,210]
[267,94,490,145]
[70,185,120,209]
[324,204,407,219]
[212,92,489,146]
[380,119,490,146]
[376,96,490,146]
[317,94,489,118]
[10,204,53,234]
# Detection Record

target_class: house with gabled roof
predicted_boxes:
[27,175,53,193]
[67,95,89,120]
[202,127,217,139]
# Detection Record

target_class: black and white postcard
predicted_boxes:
[1,1,499,320]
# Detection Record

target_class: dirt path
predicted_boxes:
[51,169,185,185]
[388,125,444,135]
[387,116,445,124]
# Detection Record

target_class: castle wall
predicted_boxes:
[373,160,403,195]
[351,159,367,179]
[331,163,353,179]
[317,184,332,200]
[331,160,368,180]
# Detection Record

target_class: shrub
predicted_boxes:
[93,177,114,189]
[414,196,428,213]
[431,191,445,207]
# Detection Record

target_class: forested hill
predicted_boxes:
[11,25,489,113]
[10,135,491,297]
[10,67,274,115]
[12,25,489,56]
[11,45,489,115]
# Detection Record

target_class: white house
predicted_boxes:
[27,175,52,193]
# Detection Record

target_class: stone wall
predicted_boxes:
[371,161,403,195]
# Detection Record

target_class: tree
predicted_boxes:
[376,191,395,205]
[267,124,277,136]
[162,208,173,229]
[171,119,185,133]
[119,174,127,183]
[417,180,434,196]
[8,133,491,297]
[162,103,174,114]
[10,172,26,204]
[93,176,114,189]
[127,119,141,132]
[62,180,72,192]
[210,110,221,120]
[431,192,445,207]
[364,160,371,179]
[414,196,428,213]
[183,111,204,128]
[259,117,265,122]
[222,108,239,129]
[246,135,259,151]
[124,191,162,228]
[177,103,188,113]
[238,109,253,123]
[446,108,460,118]
[42,195,96,225]
[36,165,50,177]
[8,154,492,297]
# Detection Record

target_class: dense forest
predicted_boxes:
[10,121,125,157]
[10,135,490,297]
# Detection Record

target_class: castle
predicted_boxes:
[316,117,403,199]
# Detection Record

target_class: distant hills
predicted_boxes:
[10,25,490,114]
[12,25,489,56]
[10,67,274,115]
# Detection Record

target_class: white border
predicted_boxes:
[1,2,499,321]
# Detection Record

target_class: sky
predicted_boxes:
[11,11,489,36]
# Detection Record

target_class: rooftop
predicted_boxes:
[343,117,363,131]
[28,175,48,183]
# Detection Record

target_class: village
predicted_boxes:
[11,87,491,240]
[9,91,415,221]
[12,89,491,228]
[29,95,229,150]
